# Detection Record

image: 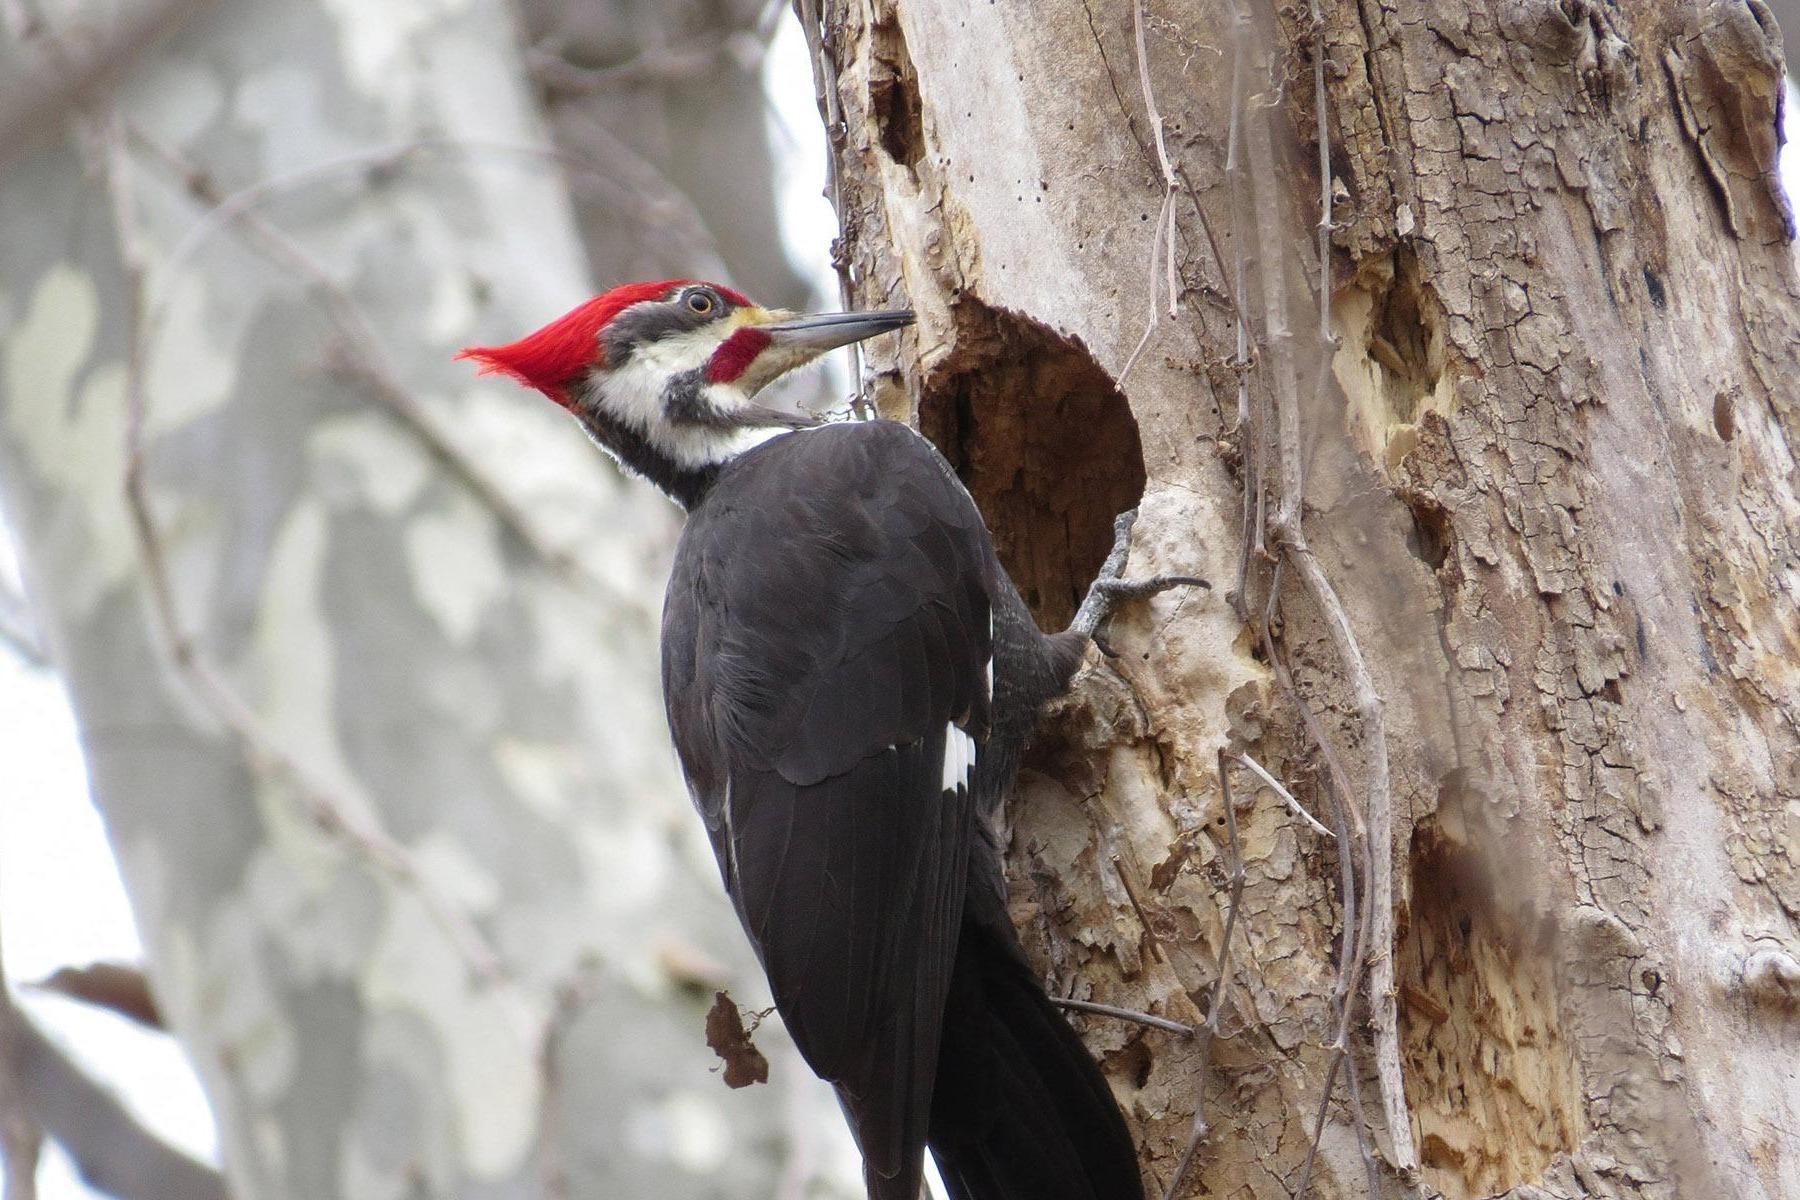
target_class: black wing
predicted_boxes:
[662,421,995,1192]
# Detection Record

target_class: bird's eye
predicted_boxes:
[686,291,715,315]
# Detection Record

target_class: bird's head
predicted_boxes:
[458,279,912,506]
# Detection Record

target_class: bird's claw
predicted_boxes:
[1069,511,1209,639]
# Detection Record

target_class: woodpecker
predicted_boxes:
[461,280,1198,1200]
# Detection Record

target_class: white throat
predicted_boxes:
[591,329,798,471]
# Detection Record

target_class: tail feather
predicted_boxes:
[926,917,1145,1200]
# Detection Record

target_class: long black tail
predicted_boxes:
[926,912,1146,1200]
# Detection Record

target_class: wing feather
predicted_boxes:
[662,422,997,1189]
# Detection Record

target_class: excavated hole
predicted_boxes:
[1369,245,1447,426]
[870,17,925,172]
[918,300,1147,629]
[1403,493,1452,571]
[1336,246,1453,469]
[1397,789,1583,1200]
[1713,390,1736,441]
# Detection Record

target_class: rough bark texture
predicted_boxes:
[0,1,850,1197]
[813,1,1800,1198]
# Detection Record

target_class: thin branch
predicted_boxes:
[795,0,874,415]
[1051,997,1196,1038]
[527,37,732,95]
[1278,539,1409,1179]
[1290,0,1411,1172]
[1235,0,1415,1178]
[0,1007,225,1200]
[0,0,220,170]
[1118,0,1184,384]
[1342,1036,1386,1200]
[124,125,653,624]
[1233,750,1332,838]
[1224,3,1261,620]
[101,121,515,1007]
[155,136,706,293]
[1159,749,1247,1200]
[0,861,222,1200]
[1256,562,1377,1200]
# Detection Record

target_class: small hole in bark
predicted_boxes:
[1642,267,1666,309]
[1404,494,1452,571]
[918,299,1147,629]
[1713,391,1736,441]
[1106,1037,1154,1089]
[870,18,925,171]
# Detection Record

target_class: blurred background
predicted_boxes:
[0,1,861,1197]
[2,2,1799,1199]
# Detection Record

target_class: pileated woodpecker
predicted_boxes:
[461,280,1196,1200]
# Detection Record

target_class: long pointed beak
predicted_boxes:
[759,309,914,353]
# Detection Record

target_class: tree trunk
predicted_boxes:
[0,2,846,1197]
[810,1,1800,1198]
[514,0,814,308]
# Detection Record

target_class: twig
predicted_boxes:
[1223,3,1261,620]
[795,0,851,309]
[0,863,225,1200]
[1232,0,1414,1178]
[156,135,712,293]
[0,0,220,170]
[1051,997,1196,1038]
[124,124,653,623]
[1233,750,1332,838]
[1279,539,1409,1178]
[1296,0,1412,1172]
[0,1008,224,1200]
[527,37,731,95]
[1257,564,1375,1198]
[1342,1035,1386,1200]
[1119,186,1176,382]
[102,120,515,1007]
[1159,749,1247,1200]
[1117,0,1183,384]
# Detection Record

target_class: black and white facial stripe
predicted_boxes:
[598,284,740,366]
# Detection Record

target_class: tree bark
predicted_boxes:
[0,1,845,1197]
[811,1,1800,1198]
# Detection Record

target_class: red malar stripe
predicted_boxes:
[705,326,772,383]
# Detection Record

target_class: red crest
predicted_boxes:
[457,279,753,404]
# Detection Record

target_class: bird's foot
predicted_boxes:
[1069,509,1209,645]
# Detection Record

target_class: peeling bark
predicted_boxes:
[812,1,1800,1197]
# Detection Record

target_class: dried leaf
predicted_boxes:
[34,961,163,1030]
[703,991,768,1089]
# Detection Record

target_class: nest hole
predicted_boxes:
[918,300,1147,629]
[870,17,925,171]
